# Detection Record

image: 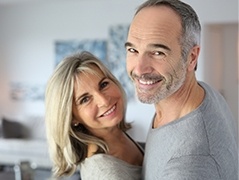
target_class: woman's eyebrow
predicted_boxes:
[75,76,107,102]
[75,92,88,103]
[98,77,107,87]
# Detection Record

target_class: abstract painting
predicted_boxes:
[107,24,135,101]
[10,82,45,101]
[55,24,135,101]
[55,39,107,67]
[10,24,135,102]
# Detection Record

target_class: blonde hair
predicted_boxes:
[45,51,131,177]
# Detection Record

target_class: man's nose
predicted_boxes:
[134,54,153,75]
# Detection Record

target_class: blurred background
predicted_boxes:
[0,0,238,142]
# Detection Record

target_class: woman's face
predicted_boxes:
[72,66,124,136]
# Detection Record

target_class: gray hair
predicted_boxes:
[136,0,201,67]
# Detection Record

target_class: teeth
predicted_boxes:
[139,79,156,85]
[103,105,116,116]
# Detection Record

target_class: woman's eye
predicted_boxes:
[80,96,90,104]
[100,81,109,90]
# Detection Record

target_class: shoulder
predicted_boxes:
[198,81,225,102]
[162,155,221,179]
[79,154,142,180]
[81,153,141,168]
[79,154,115,179]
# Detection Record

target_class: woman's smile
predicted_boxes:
[99,104,117,117]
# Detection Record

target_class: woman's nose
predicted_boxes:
[95,92,110,107]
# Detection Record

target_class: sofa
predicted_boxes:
[0,116,52,169]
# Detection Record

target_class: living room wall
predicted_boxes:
[0,0,238,142]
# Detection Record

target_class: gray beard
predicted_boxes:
[136,65,187,104]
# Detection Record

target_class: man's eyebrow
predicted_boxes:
[149,43,171,51]
[125,42,171,51]
[124,42,133,48]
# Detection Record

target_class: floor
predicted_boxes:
[0,165,81,180]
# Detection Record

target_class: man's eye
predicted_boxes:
[127,48,137,53]
[154,51,165,56]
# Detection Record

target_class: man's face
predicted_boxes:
[125,6,188,104]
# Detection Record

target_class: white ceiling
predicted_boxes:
[0,0,58,5]
[0,0,35,5]
[0,0,91,5]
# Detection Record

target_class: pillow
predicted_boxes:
[0,120,2,138]
[21,116,46,140]
[2,117,24,138]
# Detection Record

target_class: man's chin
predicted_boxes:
[137,93,155,104]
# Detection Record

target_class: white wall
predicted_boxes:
[0,0,238,142]
[203,23,238,140]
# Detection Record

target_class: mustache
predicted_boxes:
[131,73,163,81]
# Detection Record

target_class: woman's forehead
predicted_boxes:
[74,67,104,88]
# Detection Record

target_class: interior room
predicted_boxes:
[0,0,238,179]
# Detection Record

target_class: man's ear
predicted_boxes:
[187,45,200,71]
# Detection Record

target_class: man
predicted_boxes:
[125,0,238,179]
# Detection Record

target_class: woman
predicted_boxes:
[45,51,143,180]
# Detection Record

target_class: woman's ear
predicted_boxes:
[72,122,79,127]
[71,116,79,127]
[187,45,200,71]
